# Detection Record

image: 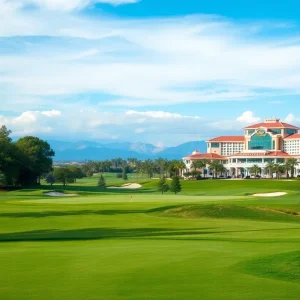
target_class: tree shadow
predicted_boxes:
[0,227,220,242]
[1,226,300,243]
[0,209,146,218]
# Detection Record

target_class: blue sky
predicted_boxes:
[1,0,300,146]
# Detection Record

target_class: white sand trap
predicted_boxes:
[252,192,287,197]
[45,192,78,197]
[108,183,142,189]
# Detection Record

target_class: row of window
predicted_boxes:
[246,129,297,136]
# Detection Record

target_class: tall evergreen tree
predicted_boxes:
[170,176,182,195]
[98,174,106,188]
[157,177,169,194]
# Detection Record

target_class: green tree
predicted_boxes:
[157,177,169,194]
[122,168,128,180]
[68,166,84,183]
[15,136,55,185]
[168,160,186,178]
[209,160,225,178]
[53,168,73,186]
[273,164,285,180]
[170,176,182,195]
[250,164,261,177]
[0,172,7,187]
[98,174,106,188]
[45,173,55,186]
[86,170,94,178]
[191,159,207,177]
[0,126,21,186]
[266,162,275,178]
[286,158,299,178]
[155,158,169,178]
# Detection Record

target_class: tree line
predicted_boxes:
[0,126,54,187]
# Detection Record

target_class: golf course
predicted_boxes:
[1,175,300,300]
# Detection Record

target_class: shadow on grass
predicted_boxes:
[36,185,155,194]
[0,209,146,218]
[0,227,219,242]
[1,226,300,243]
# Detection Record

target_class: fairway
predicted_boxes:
[1,178,300,299]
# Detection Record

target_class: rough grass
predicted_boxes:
[238,251,300,283]
[150,204,300,223]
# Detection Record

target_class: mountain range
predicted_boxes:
[48,140,207,161]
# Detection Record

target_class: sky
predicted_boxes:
[1,0,300,146]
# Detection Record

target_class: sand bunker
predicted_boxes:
[108,183,142,189]
[252,192,287,197]
[45,192,78,197]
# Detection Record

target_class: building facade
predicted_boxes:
[183,118,300,177]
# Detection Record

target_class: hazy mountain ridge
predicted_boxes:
[50,140,207,161]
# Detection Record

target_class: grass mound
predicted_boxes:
[150,204,300,223]
[238,251,300,284]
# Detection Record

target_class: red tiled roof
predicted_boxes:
[245,121,299,130]
[207,136,245,142]
[284,134,300,139]
[184,153,224,160]
[230,151,291,158]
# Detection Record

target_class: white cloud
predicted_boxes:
[236,111,261,124]
[42,110,62,117]
[2,13,300,108]
[0,0,138,12]
[126,110,200,119]
[284,113,300,124]
[0,110,63,135]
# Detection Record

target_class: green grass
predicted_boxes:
[1,179,300,299]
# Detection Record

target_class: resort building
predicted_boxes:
[183,118,300,177]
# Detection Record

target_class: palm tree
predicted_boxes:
[209,160,225,178]
[250,164,261,177]
[266,161,275,179]
[191,159,207,177]
[155,158,168,178]
[286,158,299,178]
[273,163,285,180]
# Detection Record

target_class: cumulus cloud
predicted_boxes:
[236,111,261,124]
[284,113,300,124]
[0,110,62,135]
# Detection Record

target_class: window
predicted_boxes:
[248,130,255,135]
[249,133,272,150]
[211,143,220,148]
[247,158,263,163]
[271,129,281,134]
[264,158,275,163]
[285,129,297,135]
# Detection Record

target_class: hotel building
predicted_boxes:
[183,118,300,177]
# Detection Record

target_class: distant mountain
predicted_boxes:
[154,141,207,159]
[50,140,206,161]
[103,142,163,155]
[54,146,150,161]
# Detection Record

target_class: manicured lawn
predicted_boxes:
[1,179,300,299]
